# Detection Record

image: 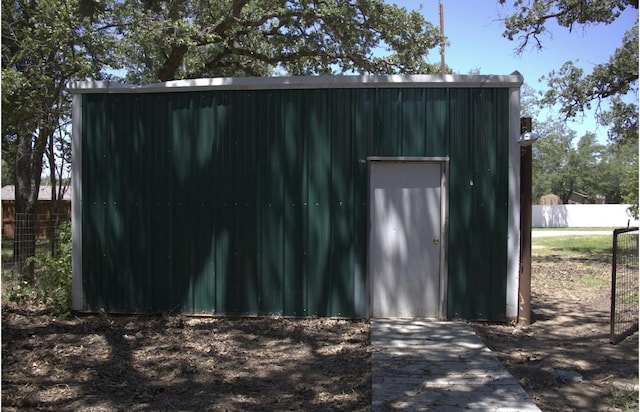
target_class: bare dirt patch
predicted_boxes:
[2,304,370,411]
[3,243,638,411]
[471,252,639,412]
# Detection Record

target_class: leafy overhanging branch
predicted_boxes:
[500,0,637,53]
[540,21,638,119]
[113,0,443,83]
[499,0,638,121]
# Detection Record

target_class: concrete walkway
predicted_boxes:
[371,319,541,411]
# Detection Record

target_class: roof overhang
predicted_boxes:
[68,72,524,94]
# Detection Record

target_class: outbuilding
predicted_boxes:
[69,73,524,320]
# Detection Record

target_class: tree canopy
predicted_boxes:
[500,0,638,125]
[113,0,444,83]
[532,118,602,203]
[501,0,638,213]
[2,0,637,224]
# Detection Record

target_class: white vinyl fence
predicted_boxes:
[532,204,638,228]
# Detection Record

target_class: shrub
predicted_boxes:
[28,222,72,315]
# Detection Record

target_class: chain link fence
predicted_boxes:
[610,227,639,344]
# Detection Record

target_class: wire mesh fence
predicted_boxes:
[1,213,71,275]
[610,227,639,344]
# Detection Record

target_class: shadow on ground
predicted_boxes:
[470,260,638,412]
[1,302,371,411]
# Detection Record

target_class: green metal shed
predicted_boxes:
[70,73,523,320]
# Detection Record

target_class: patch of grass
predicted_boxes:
[622,293,639,304]
[533,235,612,256]
[605,388,639,411]
[576,274,608,289]
[533,227,617,232]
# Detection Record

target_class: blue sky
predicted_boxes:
[391,0,638,143]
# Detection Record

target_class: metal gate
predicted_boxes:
[610,227,639,344]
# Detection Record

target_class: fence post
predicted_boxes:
[610,230,619,342]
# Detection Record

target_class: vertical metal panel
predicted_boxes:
[306,89,332,315]
[352,89,374,317]
[81,85,512,319]
[425,88,449,157]
[257,90,283,314]
[446,88,510,319]
[282,89,306,315]
[447,89,472,318]
[330,88,355,316]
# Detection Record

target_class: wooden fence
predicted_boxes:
[2,201,71,240]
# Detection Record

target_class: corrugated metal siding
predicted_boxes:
[81,87,510,319]
[446,88,510,319]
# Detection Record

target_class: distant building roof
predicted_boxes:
[537,194,562,205]
[1,185,72,201]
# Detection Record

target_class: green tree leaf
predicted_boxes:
[111,0,443,83]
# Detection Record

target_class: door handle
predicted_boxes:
[433,238,440,245]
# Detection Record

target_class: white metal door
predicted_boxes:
[370,161,443,318]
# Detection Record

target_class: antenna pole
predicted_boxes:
[439,1,445,74]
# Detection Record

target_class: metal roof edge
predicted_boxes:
[68,73,524,93]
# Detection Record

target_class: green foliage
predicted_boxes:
[26,223,73,315]
[598,97,639,146]
[532,119,608,203]
[501,0,638,131]
[112,0,443,83]
[531,119,638,211]
[2,272,37,305]
[599,97,639,217]
[598,136,639,214]
[504,1,639,213]
[2,0,115,137]
[500,0,637,53]
[530,106,638,213]
[539,22,638,119]
[3,0,116,274]
[2,154,15,186]
[519,83,542,119]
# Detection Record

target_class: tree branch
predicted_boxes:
[156,44,189,82]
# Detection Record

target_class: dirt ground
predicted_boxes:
[471,250,639,412]
[2,250,638,411]
[1,306,371,411]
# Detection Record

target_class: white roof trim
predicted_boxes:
[68,72,524,94]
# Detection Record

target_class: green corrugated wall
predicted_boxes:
[81,87,510,319]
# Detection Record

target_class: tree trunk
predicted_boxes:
[48,130,59,257]
[14,132,37,279]
[14,127,48,280]
[561,188,574,204]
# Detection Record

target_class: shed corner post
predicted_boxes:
[506,85,522,322]
[518,117,533,326]
[71,92,83,311]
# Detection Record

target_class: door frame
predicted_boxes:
[366,157,449,319]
